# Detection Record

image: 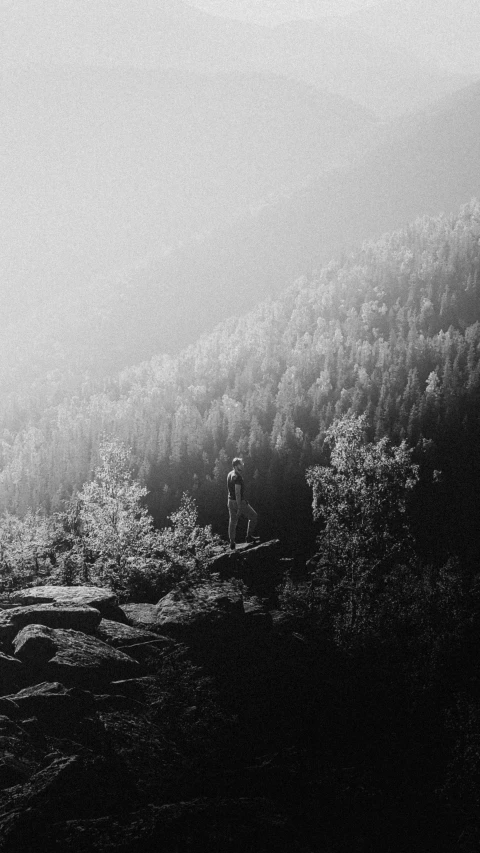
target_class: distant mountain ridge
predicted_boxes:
[1,76,480,405]
[1,0,475,117]
[185,0,376,26]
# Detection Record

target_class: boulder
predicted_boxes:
[154,583,244,641]
[95,618,165,648]
[0,603,102,646]
[207,540,283,593]
[12,624,57,664]
[10,585,127,624]
[13,625,140,686]
[121,602,161,630]
[95,619,174,668]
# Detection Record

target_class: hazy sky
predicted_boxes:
[186,0,378,26]
[1,0,480,398]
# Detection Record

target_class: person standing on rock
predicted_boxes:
[227,457,259,550]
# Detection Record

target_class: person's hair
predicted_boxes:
[232,457,243,468]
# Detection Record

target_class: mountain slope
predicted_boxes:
[2,77,480,405]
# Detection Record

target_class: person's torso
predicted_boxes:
[227,470,244,501]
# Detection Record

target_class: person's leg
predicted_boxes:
[244,502,258,538]
[228,500,239,546]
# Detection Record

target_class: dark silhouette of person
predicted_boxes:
[227,457,259,550]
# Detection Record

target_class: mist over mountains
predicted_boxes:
[185,0,375,26]
[1,65,371,301]
[2,72,480,405]
[1,0,480,409]
[2,0,476,116]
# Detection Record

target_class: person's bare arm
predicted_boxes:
[235,483,242,511]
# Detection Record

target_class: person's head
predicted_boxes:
[232,457,243,473]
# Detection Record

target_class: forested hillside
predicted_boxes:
[2,201,480,560]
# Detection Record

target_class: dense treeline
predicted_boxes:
[2,200,480,556]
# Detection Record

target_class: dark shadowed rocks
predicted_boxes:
[40,797,308,853]
[12,625,140,686]
[0,752,135,853]
[243,597,273,632]
[0,652,24,691]
[0,604,102,646]
[0,555,317,852]
[0,696,21,718]
[0,682,96,726]
[9,586,127,624]
[207,540,283,594]
[0,712,45,791]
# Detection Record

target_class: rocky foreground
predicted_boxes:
[0,542,316,852]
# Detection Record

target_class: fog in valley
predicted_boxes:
[1,0,480,402]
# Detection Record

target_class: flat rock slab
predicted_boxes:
[0,604,101,646]
[208,540,283,590]
[95,618,168,648]
[10,585,127,624]
[13,625,140,686]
